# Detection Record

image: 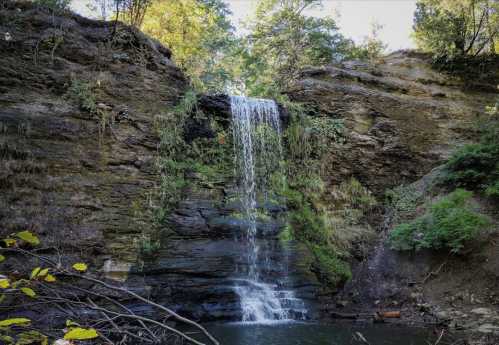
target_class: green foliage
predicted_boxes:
[413,0,498,59]
[65,79,97,113]
[443,143,498,187]
[236,0,368,95]
[386,184,425,219]
[347,22,387,61]
[32,0,70,11]
[389,189,490,253]
[310,245,352,286]
[138,233,161,258]
[485,180,499,198]
[152,90,233,230]
[442,120,499,197]
[284,108,345,166]
[337,177,377,210]
[141,0,236,92]
[289,202,328,245]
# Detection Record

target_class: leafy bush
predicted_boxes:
[443,143,498,187]
[442,120,499,199]
[33,0,71,11]
[485,181,499,198]
[389,189,490,253]
[65,79,97,113]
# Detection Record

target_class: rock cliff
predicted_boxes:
[287,51,497,195]
[0,2,187,259]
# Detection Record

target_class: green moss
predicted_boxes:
[389,189,491,253]
[311,245,352,286]
[278,223,293,242]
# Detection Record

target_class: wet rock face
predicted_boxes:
[287,51,498,195]
[0,2,187,256]
[132,186,322,321]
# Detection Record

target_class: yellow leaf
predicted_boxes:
[0,318,31,326]
[3,238,16,247]
[38,268,49,278]
[0,279,9,289]
[16,231,40,246]
[0,255,5,263]
[63,327,98,340]
[30,267,41,280]
[20,287,36,298]
[44,274,56,283]
[72,263,87,272]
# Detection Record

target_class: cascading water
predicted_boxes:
[230,95,307,323]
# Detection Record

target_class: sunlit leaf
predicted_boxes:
[0,279,9,289]
[30,267,41,280]
[44,274,56,283]
[38,268,49,278]
[0,318,31,326]
[16,231,40,246]
[3,238,16,247]
[0,254,5,263]
[72,263,87,272]
[63,327,98,340]
[20,287,36,298]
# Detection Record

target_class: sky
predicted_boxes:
[225,0,417,51]
[71,0,417,51]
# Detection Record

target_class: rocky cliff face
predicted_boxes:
[0,2,187,260]
[286,52,499,336]
[0,3,319,322]
[287,51,497,195]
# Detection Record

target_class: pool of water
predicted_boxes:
[197,322,437,345]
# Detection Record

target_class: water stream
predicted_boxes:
[230,95,306,323]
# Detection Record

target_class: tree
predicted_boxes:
[140,0,236,92]
[351,22,387,61]
[413,0,499,58]
[235,0,359,96]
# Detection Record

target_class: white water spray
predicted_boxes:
[230,95,306,323]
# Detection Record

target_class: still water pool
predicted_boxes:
[194,322,438,345]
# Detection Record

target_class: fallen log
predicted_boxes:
[374,310,401,322]
[379,311,401,318]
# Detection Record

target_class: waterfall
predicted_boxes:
[230,95,306,323]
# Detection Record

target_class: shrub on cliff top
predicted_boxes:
[389,189,490,253]
[32,0,70,11]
